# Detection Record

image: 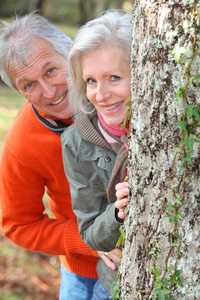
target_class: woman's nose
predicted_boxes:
[96,83,112,102]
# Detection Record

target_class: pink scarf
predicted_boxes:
[97,112,129,182]
[97,113,129,149]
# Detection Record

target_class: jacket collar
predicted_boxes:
[74,111,111,150]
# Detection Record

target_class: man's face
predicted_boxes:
[11,38,73,119]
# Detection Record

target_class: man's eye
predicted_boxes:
[47,68,54,74]
[26,83,33,89]
[111,75,120,82]
[87,78,96,85]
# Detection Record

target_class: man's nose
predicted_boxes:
[40,79,56,98]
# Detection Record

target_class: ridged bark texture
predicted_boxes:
[120,1,200,299]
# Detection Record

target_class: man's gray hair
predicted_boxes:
[68,10,132,115]
[0,11,72,90]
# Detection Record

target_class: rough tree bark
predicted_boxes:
[120,1,200,299]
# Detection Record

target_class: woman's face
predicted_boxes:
[81,46,131,126]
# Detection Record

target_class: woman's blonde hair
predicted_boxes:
[68,10,132,114]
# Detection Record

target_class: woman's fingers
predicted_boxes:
[115,182,129,200]
[115,181,129,191]
[115,198,128,209]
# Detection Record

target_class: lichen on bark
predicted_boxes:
[120,1,200,299]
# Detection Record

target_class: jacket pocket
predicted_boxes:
[89,177,107,197]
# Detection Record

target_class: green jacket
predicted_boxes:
[61,112,127,295]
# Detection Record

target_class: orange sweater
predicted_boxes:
[0,102,98,278]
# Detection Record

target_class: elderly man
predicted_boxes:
[0,12,118,299]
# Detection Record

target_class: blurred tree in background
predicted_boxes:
[0,0,132,25]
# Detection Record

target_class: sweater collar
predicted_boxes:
[74,111,111,150]
[31,104,73,135]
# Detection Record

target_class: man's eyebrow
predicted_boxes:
[18,61,53,87]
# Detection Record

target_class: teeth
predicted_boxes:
[51,93,66,105]
[103,101,122,111]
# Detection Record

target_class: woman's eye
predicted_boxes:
[87,78,96,85]
[111,75,120,82]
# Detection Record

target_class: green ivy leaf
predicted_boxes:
[185,104,200,121]
[168,265,174,271]
[171,240,179,247]
[179,164,187,173]
[175,196,183,205]
[152,288,172,300]
[163,279,171,287]
[166,203,174,211]
[177,210,184,220]
[157,253,163,258]
[111,279,121,299]
[185,177,190,183]
[116,226,126,247]
[125,100,131,107]
[184,153,193,166]
[172,147,182,159]
[119,225,126,239]
[121,123,126,129]
[178,114,183,121]
[116,235,123,247]
[153,267,160,276]
[176,277,183,287]
[175,121,188,137]
[171,46,187,63]
[149,248,155,255]
[175,269,182,278]
[175,87,185,98]
[167,215,176,223]
[136,290,141,296]
[157,280,163,290]
[189,75,200,84]
[181,138,198,152]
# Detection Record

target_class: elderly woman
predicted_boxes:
[61,10,131,299]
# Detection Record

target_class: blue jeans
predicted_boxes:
[59,264,97,300]
[92,279,111,300]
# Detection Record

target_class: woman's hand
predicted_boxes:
[115,182,129,219]
[97,248,122,270]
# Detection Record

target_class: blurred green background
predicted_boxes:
[0,0,132,26]
[0,1,132,299]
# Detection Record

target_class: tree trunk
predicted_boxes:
[120,1,200,299]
